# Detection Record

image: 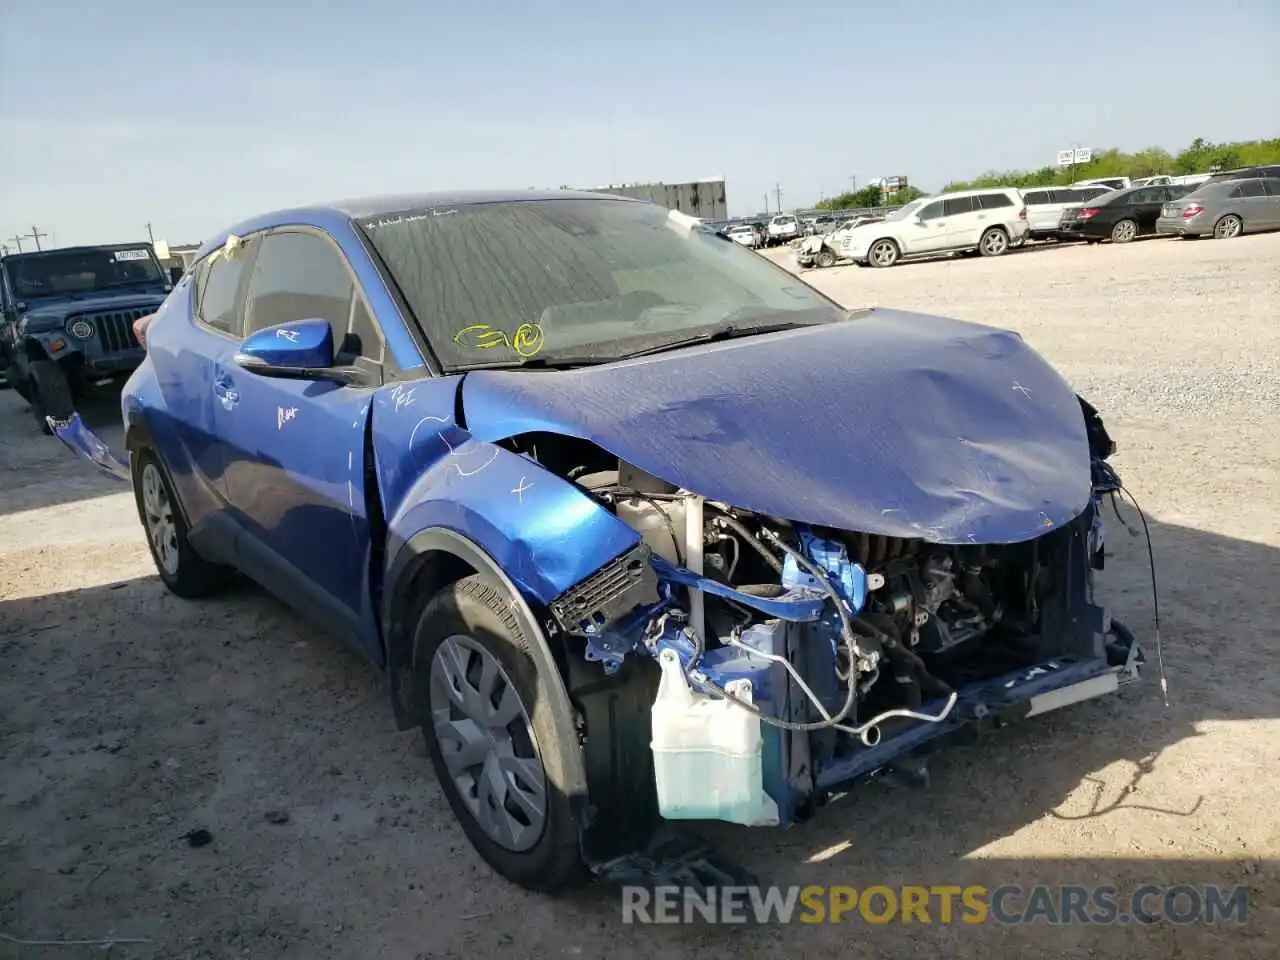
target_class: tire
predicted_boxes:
[978,227,1010,257]
[29,359,74,435]
[130,447,230,598]
[1110,219,1138,243]
[867,238,900,268]
[414,574,586,892]
[1212,214,1242,239]
[815,249,836,268]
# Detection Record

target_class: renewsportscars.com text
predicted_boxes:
[621,884,1249,926]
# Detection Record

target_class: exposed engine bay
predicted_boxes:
[501,422,1138,832]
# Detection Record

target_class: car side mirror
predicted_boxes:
[234,318,364,385]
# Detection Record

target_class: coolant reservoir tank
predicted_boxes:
[650,649,780,826]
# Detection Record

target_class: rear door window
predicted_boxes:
[943,196,976,216]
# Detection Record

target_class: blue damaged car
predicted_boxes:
[1,243,170,433]
[50,190,1142,893]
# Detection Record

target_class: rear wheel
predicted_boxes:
[1110,219,1138,243]
[131,447,230,597]
[1212,214,1242,239]
[29,360,74,434]
[415,575,586,892]
[867,238,900,268]
[979,227,1010,257]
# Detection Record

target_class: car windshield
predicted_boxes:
[882,199,928,222]
[6,247,163,299]
[358,198,846,369]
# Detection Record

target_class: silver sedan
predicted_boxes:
[1156,177,1280,239]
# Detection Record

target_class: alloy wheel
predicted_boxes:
[1214,215,1242,239]
[981,229,1009,256]
[1112,220,1137,243]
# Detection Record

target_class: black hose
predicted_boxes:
[710,509,784,573]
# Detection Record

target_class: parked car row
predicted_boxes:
[789,165,1280,269]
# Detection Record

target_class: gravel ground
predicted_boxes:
[2,232,1278,959]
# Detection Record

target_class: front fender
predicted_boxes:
[24,331,75,362]
[385,439,641,605]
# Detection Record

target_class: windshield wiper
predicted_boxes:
[614,320,817,361]
[454,355,612,371]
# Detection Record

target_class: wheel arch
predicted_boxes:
[381,528,586,825]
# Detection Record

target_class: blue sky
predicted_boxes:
[2,0,1277,247]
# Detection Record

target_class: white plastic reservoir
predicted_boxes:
[650,648,780,826]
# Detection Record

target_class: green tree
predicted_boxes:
[814,183,927,211]
[941,136,1279,191]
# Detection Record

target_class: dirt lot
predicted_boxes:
[2,234,1278,959]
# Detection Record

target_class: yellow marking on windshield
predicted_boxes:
[452,322,545,358]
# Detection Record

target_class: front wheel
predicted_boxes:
[415,575,587,892]
[815,249,837,268]
[1110,219,1138,243]
[867,238,900,268]
[29,359,74,434]
[1212,214,1242,239]
[130,448,230,597]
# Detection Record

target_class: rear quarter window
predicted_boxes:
[1024,190,1052,205]
[978,193,1014,210]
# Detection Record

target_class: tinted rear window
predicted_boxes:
[979,193,1013,210]
[1024,190,1052,205]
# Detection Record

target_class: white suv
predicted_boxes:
[837,188,1029,268]
[766,214,801,245]
[1022,185,1115,240]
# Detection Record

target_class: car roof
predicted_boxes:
[194,189,641,262]
[937,187,1018,199]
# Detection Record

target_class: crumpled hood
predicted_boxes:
[461,308,1095,544]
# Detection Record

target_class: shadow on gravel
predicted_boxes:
[0,514,1275,959]
[0,387,128,517]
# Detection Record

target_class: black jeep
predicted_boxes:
[0,244,171,433]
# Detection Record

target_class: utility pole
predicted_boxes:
[26,226,47,251]
[774,183,782,213]
[146,223,155,243]
[763,192,769,214]
[9,235,24,253]
[849,175,857,192]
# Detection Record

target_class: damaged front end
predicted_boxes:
[521,400,1141,854]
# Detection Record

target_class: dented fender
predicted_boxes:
[383,436,642,605]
